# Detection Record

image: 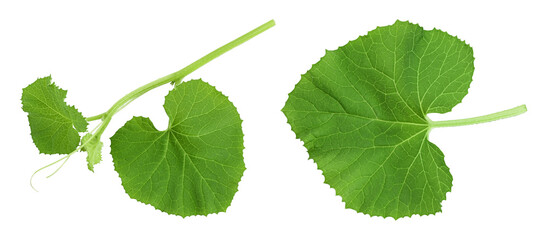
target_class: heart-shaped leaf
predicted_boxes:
[111,79,245,217]
[283,21,474,218]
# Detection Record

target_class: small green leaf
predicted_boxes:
[22,76,88,154]
[111,79,245,217]
[81,133,103,172]
[283,21,474,219]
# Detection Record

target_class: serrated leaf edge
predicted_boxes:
[281,20,468,219]
[109,79,246,218]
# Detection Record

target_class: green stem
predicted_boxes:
[172,19,276,86]
[93,19,275,137]
[86,113,105,121]
[31,20,275,188]
[428,104,527,128]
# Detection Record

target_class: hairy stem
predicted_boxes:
[428,104,527,128]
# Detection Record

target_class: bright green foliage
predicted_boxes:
[283,21,474,219]
[22,76,88,154]
[81,133,103,172]
[22,20,274,218]
[110,79,245,217]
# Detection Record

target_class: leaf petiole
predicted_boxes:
[89,19,275,139]
[31,20,275,188]
[428,104,527,128]
[172,19,276,86]
[85,113,106,121]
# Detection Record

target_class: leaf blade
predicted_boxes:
[283,20,472,219]
[81,133,103,172]
[110,79,244,217]
[21,76,88,154]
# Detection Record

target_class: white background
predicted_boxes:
[1,0,546,239]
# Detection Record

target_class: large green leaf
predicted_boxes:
[110,79,245,217]
[21,76,88,154]
[283,21,474,219]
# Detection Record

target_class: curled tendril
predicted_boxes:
[30,122,104,192]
